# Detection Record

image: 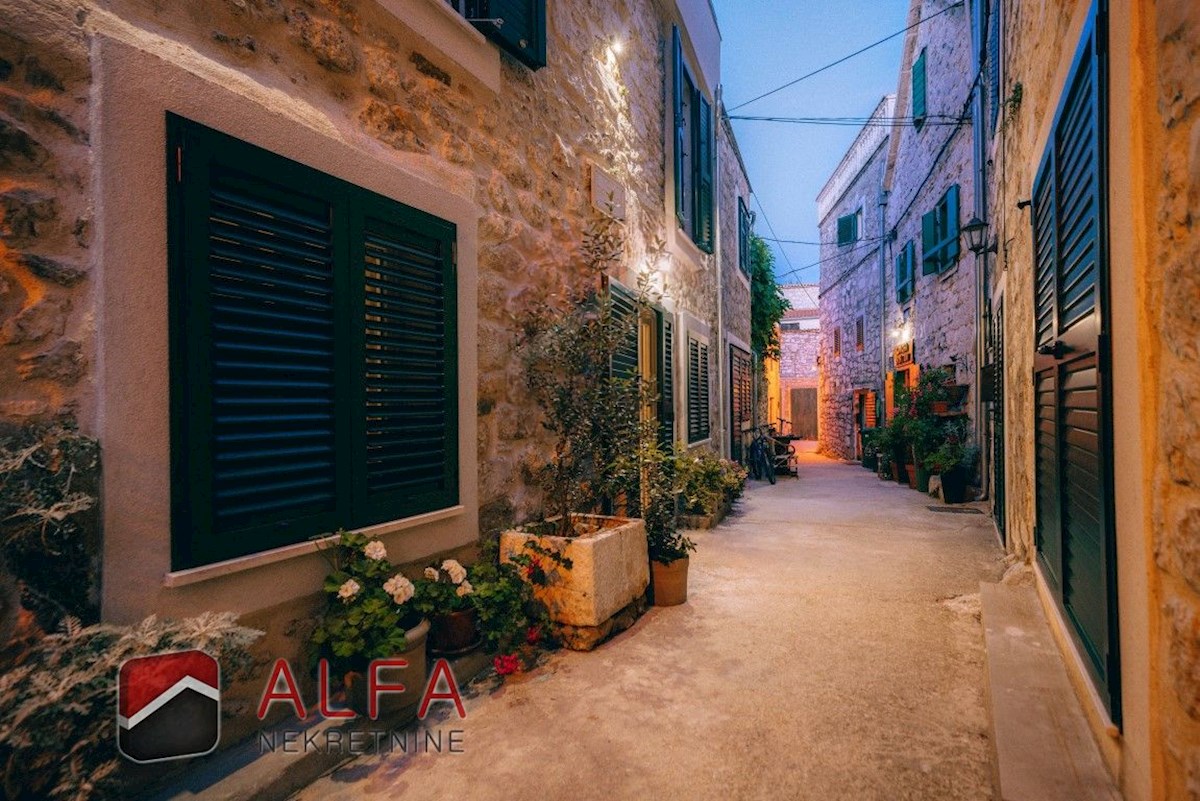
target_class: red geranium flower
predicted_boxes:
[493,654,521,676]
[526,625,542,645]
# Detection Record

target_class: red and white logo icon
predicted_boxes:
[117,650,220,763]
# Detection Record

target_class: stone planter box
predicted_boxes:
[500,515,649,631]
[679,499,732,530]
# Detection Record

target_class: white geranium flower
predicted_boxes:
[337,579,361,602]
[384,575,415,605]
[441,559,467,584]
[424,566,439,581]
[363,540,387,561]
[455,580,474,597]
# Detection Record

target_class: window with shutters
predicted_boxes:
[447,1,547,69]
[921,184,961,275]
[912,48,927,127]
[167,115,459,568]
[833,327,842,358]
[729,346,753,462]
[855,317,865,351]
[672,27,714,253]
[895,240,915,303]
[686,334,711,443]
[836,209,860,246]
[987,0,1002,135]
[738,198,753,276]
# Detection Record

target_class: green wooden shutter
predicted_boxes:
[921,209,940,274]
[896,240,915,302]
[355,199,458,524]
[609,281,639,382]
[696,95,714,252]
[657,311,675,446]
[943,184,961,268]
[837,213,857,245]
[672,27,685,225]
[729,346,752,462]
[687,336,710,443]
[738,198,752,275]
[170,116,344,567]
[467,0,547,69]
[988,0,1002,132]
[912,49,927,124]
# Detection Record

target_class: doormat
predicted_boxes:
[926,506,985,515]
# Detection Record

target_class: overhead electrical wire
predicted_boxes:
[727,1,965,112]
[751,194,819,309]
[728,114,967,127]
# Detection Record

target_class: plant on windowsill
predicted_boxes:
[310,530,427,718]
[501,213,651,644]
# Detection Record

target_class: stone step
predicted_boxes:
[979,581,1122,801]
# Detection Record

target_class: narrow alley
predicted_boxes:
[296,452,1005,801]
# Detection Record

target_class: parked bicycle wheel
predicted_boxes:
[756,446,776,485]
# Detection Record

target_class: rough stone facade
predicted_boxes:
[991,1,1200,798]
[881,0,978,422]
[816,98,890,460]
[0,0,744,749]
[716,109,752,455]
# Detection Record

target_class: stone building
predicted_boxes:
[717,104,754,461]
[982,0,1200,798]
[880,0,979,434]
[778,284,819,439]
[0,0,749,743]
[816,96,891,460]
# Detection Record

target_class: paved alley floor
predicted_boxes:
[295,451,1006,801]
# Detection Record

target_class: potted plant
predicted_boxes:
[909,415,943,493]
[676,449,746,529]
[629,436,694,606]
[414,559,480,656]
[311,530,428,719]
[873,422,895,480]
[927,420,979,504]
[860,427,880,471]
[501,216,650,643]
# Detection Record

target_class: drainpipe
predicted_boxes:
[971,0,990,501]
[878,188,890,408]
[715,87,727,457]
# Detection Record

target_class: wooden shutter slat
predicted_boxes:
[912,50,927,122]
[469,0,547,69]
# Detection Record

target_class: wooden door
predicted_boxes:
[791,388,817,440]
[1031,3,1119,723]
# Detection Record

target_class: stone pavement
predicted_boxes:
[293,450,1006,801]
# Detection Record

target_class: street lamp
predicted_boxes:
[962,216,995,255]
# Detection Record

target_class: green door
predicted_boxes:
[1030,3,1120,724]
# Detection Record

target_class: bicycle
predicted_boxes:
[747,424,795,484]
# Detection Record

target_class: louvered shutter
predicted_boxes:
[729,346,752,461]
[1030,5,1117,722]
[988,0,1002,132]
[672,27,685,224]
[943,184,961,266]
[696,95,714,252]
[467,0,546,69]
[912,49,927,123]
[172,118,343,567]
[609,281,639,382]
[896,240,914,302]
[657,311,676,446]
[738,198,752,275]
[687,336,711,443]
[921,209,940,275]
[355,201,458,523]
[837,213,857,246]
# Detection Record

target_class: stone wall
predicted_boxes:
[779,329,818,382]
[817,142,887,460]
[1146,0,1200,796]
[715,111,751,456]
[882,0,977,417]
[0,0,731,533]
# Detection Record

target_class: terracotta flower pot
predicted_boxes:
[915,465,932,493]
[651,557,689,606]
[905,463,918,489]
[931,401,950,414]
[893,460,908,484]
[428,607,480,656]
[344,617,429,720]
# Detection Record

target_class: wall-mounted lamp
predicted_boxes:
[609,38,625,55]
[962,215,997,255]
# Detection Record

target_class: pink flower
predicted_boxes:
[493,654,521,676]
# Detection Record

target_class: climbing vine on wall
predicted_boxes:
[749,233,791,360]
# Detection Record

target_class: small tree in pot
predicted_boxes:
[926,419,980,504]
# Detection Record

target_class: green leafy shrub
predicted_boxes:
[310,531,421,675]
[0,613,260,801]
[676,450,746,516]
[412,559,474,617]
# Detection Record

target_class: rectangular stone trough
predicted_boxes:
[500,514,649,630]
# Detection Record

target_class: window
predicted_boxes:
[610,280,675,446]
[988,0,1002,134]
[168,116,459,568]
[673,27,714,252]
[686,335,711,442]
[738,197,753,276]
[921,184,961,275]
[836,210,860,246]
[833,327,842,358]
[912,48,927,127]
[895,240,915,303]
[729,346,753,462]
[855,317,865,351]
[447,1,547,69]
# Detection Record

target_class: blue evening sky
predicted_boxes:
[712,0,908,284]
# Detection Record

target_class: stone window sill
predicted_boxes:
[162,505,465,588]
[376,0,501,93]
